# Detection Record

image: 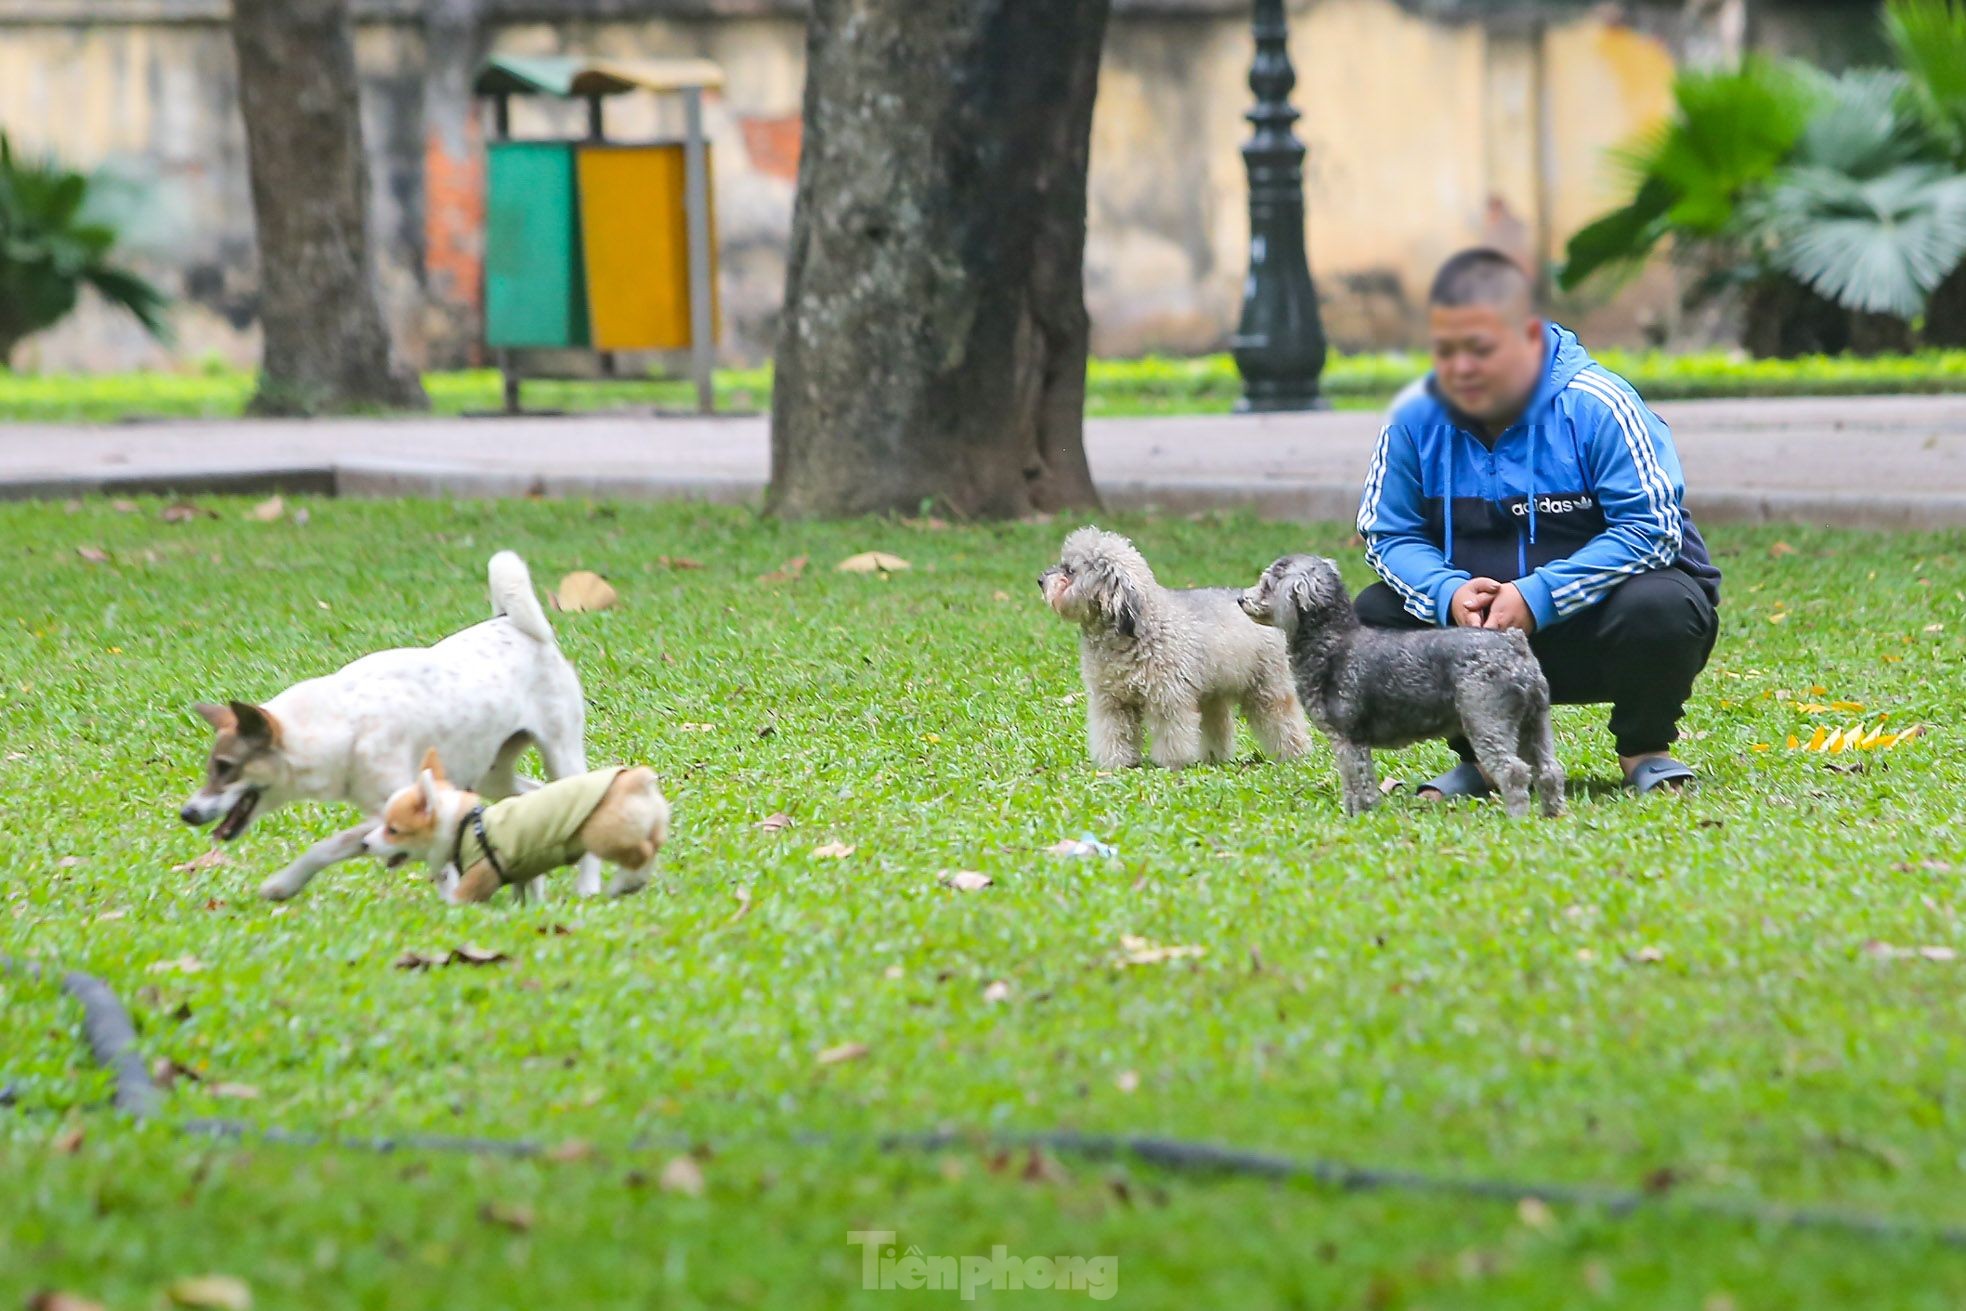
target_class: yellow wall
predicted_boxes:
[0,0,1684,370]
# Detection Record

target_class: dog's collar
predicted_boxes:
[455,804,513,886]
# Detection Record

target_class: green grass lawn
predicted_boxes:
[2,499,1964,1308]
[2,346,1963,422]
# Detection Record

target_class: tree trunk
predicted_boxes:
[229,0,426,415]
[1924,263,1966,349]
[767,0,1109,520]
[1740,274,1848,359]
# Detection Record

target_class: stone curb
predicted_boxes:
[4,463,1966,531]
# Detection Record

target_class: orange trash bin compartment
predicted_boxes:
[575,143,720,352]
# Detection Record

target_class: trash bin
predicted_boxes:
[474,54,724,413]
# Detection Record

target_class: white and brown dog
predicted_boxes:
[365,748,670,904]
[179,551,599,901]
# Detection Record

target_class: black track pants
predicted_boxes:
[1352,570,1719,759]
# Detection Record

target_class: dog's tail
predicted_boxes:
[488,551,556,646]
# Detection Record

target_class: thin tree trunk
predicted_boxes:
[767,0,1108,520]
[230,0,426,415]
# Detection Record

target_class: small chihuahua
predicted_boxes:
[365,748,671,904]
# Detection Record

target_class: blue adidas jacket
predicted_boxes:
[1356,323,1721,630]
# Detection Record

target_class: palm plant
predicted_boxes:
[1561,3,1966,357]
[1886,0,1966,343]
[0,132,169,366]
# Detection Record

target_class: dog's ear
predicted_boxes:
[420,746,447,783]
[1097,563,1145,640]
[418,768,441,814]
[1286,568,1319,617]
[227,700,282,746]
[193,702,236,733]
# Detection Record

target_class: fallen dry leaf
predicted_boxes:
[1115,1070,1140,1094]
[27,1292,105,1311]
[940,870,994,892]
[657,555,704,570]
[56,856,82,868]
[810,841,856,860]
[162,502,214,524]
[110,499,139,514]
[454,944,509,965]
[1047,836,1117,859]
[1768,541,1798,558]
[1517,1197,1556,1229]
[76,546,110,564]
[816,1042,869,1066]
[760,554,809,583]
[993,590,1011,602]
[209,1082,260,1101]
[1378,776,1404,796]
[480,1200,535,1232]
[729,886,754,923]
[167,1275,252,1311]
[547,1139,594,1163]
[52,1125,84,1155]
[756,812,794,832]
[982,980,1012,1004]
[245,495,285,523]
[1115,935,1205,968]
[659,1155,707,1197]
[1863,941,1958,962]
[148,955,206,975]
[1632,946,1666,964]
[171,849,229,874]
[151,1058,201,1090]
[835,551,911,574]
[550,570,618,613]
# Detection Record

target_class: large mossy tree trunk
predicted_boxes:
[1924,264,1966,349]
[229,0,426,415]
[767,0,1109,520]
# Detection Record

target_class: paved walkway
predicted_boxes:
[3,394,1963,527]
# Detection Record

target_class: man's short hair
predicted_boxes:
[1430,248,1533,312]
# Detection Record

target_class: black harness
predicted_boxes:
[455,804,512,885]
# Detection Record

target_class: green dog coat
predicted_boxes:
[458,767,628,883]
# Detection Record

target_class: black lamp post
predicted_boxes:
[1231,0,1328,412]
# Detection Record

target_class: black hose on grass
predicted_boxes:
[13,955,1966,1252]
[1,957,162,1119]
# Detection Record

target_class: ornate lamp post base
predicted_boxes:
[1231,0,1328,413]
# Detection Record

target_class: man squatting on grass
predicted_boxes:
[1354,248,1723,797]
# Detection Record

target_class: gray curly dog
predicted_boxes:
[1240,554,1564,818]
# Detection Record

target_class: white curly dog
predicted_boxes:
[1039,526,1309,770]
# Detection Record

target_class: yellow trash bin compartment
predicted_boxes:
[575,143,720,353]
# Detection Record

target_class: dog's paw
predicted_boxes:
[258,873,305,901]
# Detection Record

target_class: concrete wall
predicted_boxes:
[0,0,1847,372]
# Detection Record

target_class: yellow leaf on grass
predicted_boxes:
[1831,700,1865,713]
[168,1275,252,1311]
[659,1155,706,1197]
[816,1042,869,1066]
[550,571,618,613]
[835,551,910,574]
[1805,727,1828,751]
[1796,702,1831,714]
[1786,734,1800,750]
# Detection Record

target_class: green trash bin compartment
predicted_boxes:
[485,142,590,350]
